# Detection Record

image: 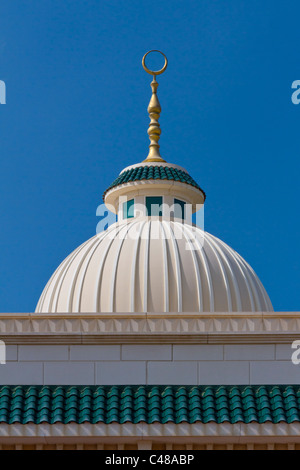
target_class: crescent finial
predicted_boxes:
[142,51,168,163]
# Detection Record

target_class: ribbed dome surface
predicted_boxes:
[36,217,273,313]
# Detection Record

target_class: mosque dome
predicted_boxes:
[36,51,273,314]
[36,216,273,313]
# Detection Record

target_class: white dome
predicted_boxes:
[36,217,273,313]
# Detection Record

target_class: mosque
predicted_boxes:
[0,51,300,450]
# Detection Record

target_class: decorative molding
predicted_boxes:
[0,421,300,443]
[0,312,299,344]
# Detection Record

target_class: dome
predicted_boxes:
[36,217,273,313]
[36,52,273,314]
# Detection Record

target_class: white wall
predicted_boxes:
[0,343,299,385]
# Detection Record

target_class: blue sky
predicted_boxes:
[0,0,299,312]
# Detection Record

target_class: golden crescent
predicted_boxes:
[142,50,168,76]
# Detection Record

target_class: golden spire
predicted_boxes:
[142,50,168,163]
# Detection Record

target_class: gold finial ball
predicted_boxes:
[142,50,168,76]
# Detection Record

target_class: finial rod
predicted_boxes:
[142,50,168,163]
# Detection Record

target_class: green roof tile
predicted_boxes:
[103,165,206,200]
[0,385,300,425]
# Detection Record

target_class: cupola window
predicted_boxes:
[174,198,186,220]
[123,199,134,219]
[146,196,163,216]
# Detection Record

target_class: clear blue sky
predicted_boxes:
[0,0,299,312]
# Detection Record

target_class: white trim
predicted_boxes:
[1,312,300,344]
[105,180,205,215]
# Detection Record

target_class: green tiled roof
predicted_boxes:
[103,166,206,199]
[0,385,300,425]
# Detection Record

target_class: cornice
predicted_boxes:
[0,421,300,443]
[0,312,299,344]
